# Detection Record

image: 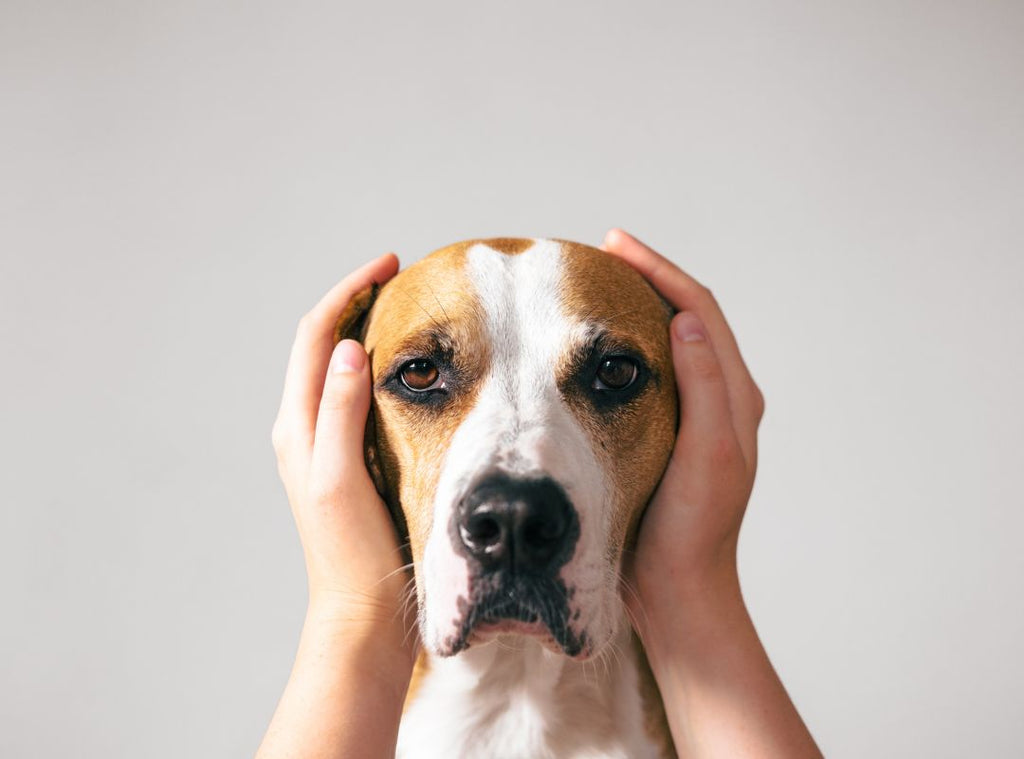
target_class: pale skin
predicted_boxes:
[256,230,823,759]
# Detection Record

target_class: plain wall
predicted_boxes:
[2,1,1022,756]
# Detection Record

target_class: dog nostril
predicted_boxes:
[461,512,503,549]
[522,513,565,548]
[456,474,579,572]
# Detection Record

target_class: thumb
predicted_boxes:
[309,339,375,494]
[670,311,738,461]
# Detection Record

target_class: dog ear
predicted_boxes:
[658,293,677,320]
[334,282,380,343]
[332,283,388,500]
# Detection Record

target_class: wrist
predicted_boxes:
[637,562,748,668]
[308,584,402,621]
[305,593,418,675]
[259,588,415,759]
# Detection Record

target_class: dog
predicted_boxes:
[334,237,678,758]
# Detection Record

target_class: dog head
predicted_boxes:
[336,238,677,659]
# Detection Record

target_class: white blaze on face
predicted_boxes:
[420,239,617,657]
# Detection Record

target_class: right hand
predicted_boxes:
[271,253,413,651]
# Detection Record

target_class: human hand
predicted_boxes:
[603,229,822,758]
[602,229,765,642]
[271,253,414,648]
[258,253,416,759]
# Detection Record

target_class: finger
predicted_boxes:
[603,228,755,392]
[276,252,399,452]
[668,311,747,473]
[308,339,377,500]
[602,229,763,464]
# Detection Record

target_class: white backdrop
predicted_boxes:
[2,1,1022,756]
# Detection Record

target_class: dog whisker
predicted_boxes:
[374,561,415,588]
[613,564,650,628]
[349,238,680,753]
[391,571,420,650]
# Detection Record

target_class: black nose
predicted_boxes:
[455,474,578,574]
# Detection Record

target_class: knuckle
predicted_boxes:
[752,385,766,419]
[688,349,723,382]
[296,312,316,337]
[648,255,671,282]
[272,419,307,458]
[275,457,292,486]
[708,434,742,470]
[693,282,715,305]
[271,421,288,452]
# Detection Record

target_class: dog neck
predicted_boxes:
[397,612,669,759]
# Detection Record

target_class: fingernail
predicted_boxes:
[330,339,365,374]
[673,312,706,343]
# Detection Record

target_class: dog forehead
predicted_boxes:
[363,238,552,365]
[364,238,669,351]
[555,239,673,346]
[362,241,480,374]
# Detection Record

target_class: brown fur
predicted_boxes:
[360,241,491,568]
[348,238,676,754]
[556,240,678,755]
[472,236,536,255]
[403,650,431,712]
[555,239,678,556]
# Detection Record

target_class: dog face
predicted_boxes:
[348,238,676,659]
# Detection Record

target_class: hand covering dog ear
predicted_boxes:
[333,283,405,542]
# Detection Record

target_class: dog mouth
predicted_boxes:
[444,573,588,657]
[473,595,547,638]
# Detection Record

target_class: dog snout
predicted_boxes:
[455,473,579,574]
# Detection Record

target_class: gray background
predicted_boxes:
[2,1,1022,756]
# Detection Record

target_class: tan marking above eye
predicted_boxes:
[361,240,491,566]
[400,359,441,391]
[556,239,678,564]
[475,237,536,255]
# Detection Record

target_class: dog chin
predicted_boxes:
[471,620,562,651]
[433,607,594,660]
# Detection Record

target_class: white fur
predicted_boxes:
[398,616,659,758]
[403,240,661,757]
[419,239,615,654]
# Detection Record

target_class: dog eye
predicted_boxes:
[399,359,442,392]
[593,356,638,391]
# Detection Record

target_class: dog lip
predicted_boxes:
[473,619,549,637]
[453,597,578,656]
[446,573,587,658]
[477,597,541,625]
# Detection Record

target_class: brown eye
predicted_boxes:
[594,356,638,391]
[400,359,441,392]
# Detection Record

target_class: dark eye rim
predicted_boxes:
[398,358,443,392]
[382,350,457,407]
[592,355,640,391]
[570,340,652,412]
